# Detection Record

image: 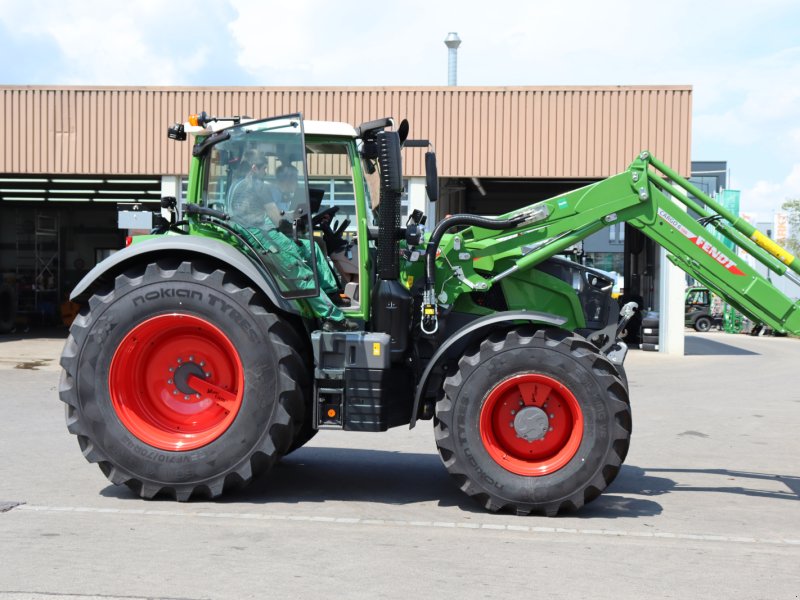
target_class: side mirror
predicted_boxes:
[425,151,439,202]
[398,119,410,146]
[405,139,439,203]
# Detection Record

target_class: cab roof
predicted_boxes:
[185,117,358,139]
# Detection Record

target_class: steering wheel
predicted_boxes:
[312,205,340,227]
[312,206,351,254]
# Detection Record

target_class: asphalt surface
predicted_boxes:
[0,330,798,599]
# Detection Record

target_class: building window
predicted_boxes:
[607,223,624,246]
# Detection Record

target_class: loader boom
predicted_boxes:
[435,152,800,335]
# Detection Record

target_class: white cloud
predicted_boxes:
[227,0,315,77]
[741,163,800,220]
[0,0,212,84]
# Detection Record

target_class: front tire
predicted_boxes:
[59,260,306,500]
[434,327,631,516]
[694,316,712,332]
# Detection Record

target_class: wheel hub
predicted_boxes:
[513,406,549,441]
[173,360,207,396]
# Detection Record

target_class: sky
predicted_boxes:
[0,0,799,221]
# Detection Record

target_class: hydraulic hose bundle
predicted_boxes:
[420,213,528,334]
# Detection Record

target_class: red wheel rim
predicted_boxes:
[109,314,244,451]
[479,373,583,476]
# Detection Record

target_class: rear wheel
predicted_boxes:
[434,327,631,516]
[59,260,306,500]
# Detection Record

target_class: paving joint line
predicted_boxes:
[11,504,798,548]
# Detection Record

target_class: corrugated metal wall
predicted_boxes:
[0,86,692,178]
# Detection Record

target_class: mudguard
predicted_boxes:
[409,310,567,428]
[70,236,297,315]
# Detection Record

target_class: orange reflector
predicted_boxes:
[327,409,336,418]
[188,114,199,127]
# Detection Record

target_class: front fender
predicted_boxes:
[410,310,567,428]
[71,236,297,315]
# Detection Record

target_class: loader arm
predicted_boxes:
[436,152,800,335]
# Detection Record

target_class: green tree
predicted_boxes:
[780,198,800,256]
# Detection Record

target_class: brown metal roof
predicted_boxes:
[0,85,692,178]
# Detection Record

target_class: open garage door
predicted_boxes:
[0,174,162,329]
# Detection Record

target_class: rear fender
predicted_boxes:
[70,236,297,315]
[410,310,567,428]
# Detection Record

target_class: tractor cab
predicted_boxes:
[184,113,420,325]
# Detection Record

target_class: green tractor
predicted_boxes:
[684,285,718,332]
[60,112,800,515]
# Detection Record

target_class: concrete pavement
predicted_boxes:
[0,330,798,599]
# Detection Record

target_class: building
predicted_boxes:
[0,85,692,341]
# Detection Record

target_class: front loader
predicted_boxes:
[60,112,800,515]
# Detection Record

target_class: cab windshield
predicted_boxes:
[202,115,319,299]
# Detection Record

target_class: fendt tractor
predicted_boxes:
[60,112,800,515]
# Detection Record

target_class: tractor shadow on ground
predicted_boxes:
[99,453,798,516]
[683,335,759,356]
[100,446,480,512]
[579,464,799,519]
[625,466,799,500]
[229,447,479,510]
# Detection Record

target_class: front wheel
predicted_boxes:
[694,316,712,332]
[434,327,631,516]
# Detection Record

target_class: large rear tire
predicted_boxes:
[59,260,306,500]
[434,327,631,516]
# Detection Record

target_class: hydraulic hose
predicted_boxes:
[420,213,526,334]
[424,213,526,289]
